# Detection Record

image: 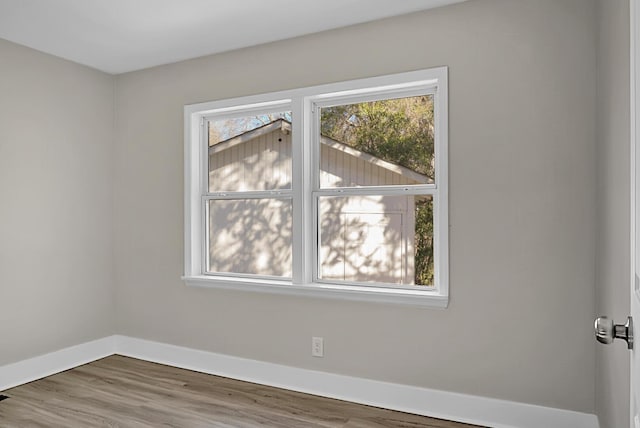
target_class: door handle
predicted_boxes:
[594,316,633,350]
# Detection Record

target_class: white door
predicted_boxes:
[632,1,640,425]
[633,111,640,428]
[632,132,639,428]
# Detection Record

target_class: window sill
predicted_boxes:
[182,275,448,308]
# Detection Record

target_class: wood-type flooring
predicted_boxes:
[0,355,484,428]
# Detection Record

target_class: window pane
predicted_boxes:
[208,199,292,277]
[318,194,433,286]
[208,112,292,192]
[319,95,434,188]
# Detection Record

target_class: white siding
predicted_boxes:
[208,198,292,277]
[318,195,415,284]
[209,127,292,191]
[320,143,422,187]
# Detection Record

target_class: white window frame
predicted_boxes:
[184,67,449,308]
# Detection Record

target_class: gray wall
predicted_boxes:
[0,39,115,365]
[596,1,631,427]
[114,0,597,413]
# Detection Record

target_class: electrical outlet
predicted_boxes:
[312,336,324,357]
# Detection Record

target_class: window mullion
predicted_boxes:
[310,99,321,284]
[291,97,308,284]
[292,96,312,284]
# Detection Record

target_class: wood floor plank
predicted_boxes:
[0,355,484,428]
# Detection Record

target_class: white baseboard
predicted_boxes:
[0,336,115,392]
[0,335,600,428]
[114,335,599,428]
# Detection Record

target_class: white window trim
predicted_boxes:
[183,67,449,308]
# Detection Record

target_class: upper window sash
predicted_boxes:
[310,88,439,192]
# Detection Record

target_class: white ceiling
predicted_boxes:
[0,0,466,74]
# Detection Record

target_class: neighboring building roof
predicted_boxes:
[209,118,429,184]
[209,119,290,154]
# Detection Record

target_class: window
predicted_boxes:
[184,67,448,307]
